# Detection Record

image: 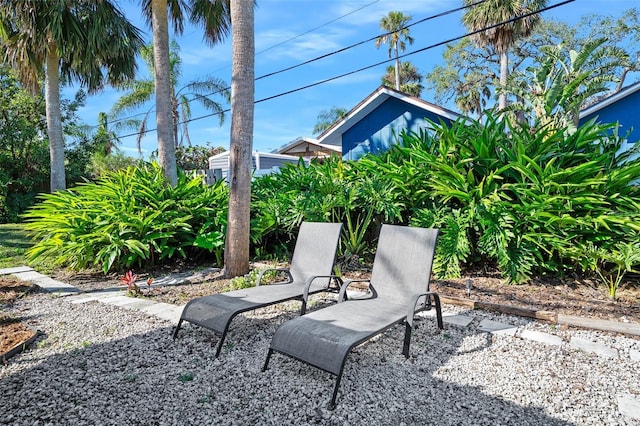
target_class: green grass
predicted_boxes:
[0,223,32,268]
[0,223,54,272]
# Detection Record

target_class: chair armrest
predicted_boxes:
[302,275,344,303]
[338,278,376,303]
[256,268,292,286]
[406,292,443,328]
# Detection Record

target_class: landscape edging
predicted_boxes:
[439,294,640,337]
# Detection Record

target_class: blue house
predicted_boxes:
[317,86,462,161]
[579,82,640,145]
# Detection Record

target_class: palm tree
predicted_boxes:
[381,61,424,97]
[94,112,121,156]
[508,38,628,131]
[110,41,230,152]
[312,107,347,136]
[140,0,232,186]
[462,0,548,110]
[0,1,143,192]
[224,0,255,278]
[375,11,414,91]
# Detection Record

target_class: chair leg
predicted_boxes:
[329,371,343,410]
[300,299,307,315]
[402,322,412,358]
[172,319,183,339]
[432,293,444,330]
[214,329,230,358]
[262,349,273,372]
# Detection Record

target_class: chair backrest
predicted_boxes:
[289,222,342,282]
[369,224,439,304]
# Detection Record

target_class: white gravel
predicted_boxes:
[1,292,639,425]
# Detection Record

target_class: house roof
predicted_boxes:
[316,85,462,147]
[579,82,640,119]
[272,136,342,155]
[209,150,307,161]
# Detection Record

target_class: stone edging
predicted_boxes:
[438,294,640,337]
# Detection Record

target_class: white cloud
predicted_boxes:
[330,0,443,26]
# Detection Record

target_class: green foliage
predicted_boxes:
[252,156,404,261]
[88,152,142,179]
[565,242,640,299]
[426,8,640,115]
[387,114,640,285]
[176,144,226,170]
[0,66,49,222]
[224,268,279,292]
[24,163,229,273]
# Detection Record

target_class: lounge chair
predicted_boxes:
[173,222,343,357]
[262,224,443,407]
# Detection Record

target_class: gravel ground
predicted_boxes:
[1,292,639,425]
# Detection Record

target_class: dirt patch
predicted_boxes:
[49,265,640,325]
[1,276,37,356]
[431,273,640,324]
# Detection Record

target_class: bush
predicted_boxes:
[24,163,228,273]
[377,115,640,286]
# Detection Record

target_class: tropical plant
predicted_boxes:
[0,0,144,192]
[381,61,424,96]
[566,242,640,299]
[375,11,414,91]
[120,270,141,296]
[462,0,548,110]
[428,8,640,117]
[176,144,226,170]
[110,41,230,152]
[24,163,229,273]
[224,0,255,278]
[312,107,348,136]
[507,38,629,130]
[357,111,640,289]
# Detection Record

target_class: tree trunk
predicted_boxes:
[498,50,509,110]
[394,44,401,91]
[224,0,254,278]
[151,0,177,185]
[45,39,66,192]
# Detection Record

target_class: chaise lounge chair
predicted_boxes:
[262,224,443,407]
[173,221,343,357]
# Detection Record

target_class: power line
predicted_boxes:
[110,1,487,130]
[107,0,383,127]
[117,0,574,140]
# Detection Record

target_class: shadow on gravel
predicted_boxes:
[0,298,574,425]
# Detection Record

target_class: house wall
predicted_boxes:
[257,154,300,170]
[341,97,452,160]
[580,90,640,144]
[209,152,303,180]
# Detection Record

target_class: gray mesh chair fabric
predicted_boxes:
[262,224,443,407]
[173,222,342,357]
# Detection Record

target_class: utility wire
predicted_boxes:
[107,0,383,127]
[117,0,574,139]
[109,1,487,129]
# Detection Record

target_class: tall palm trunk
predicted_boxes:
[498,50,509,110]
[394,43,401,91]
[45,38,66,192]
[224,0,254,278]
[151,0,177,185]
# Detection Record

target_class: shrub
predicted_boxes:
[24,163,228,273]
[357,114,640,287]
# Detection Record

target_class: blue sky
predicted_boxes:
[68,0,640,157]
